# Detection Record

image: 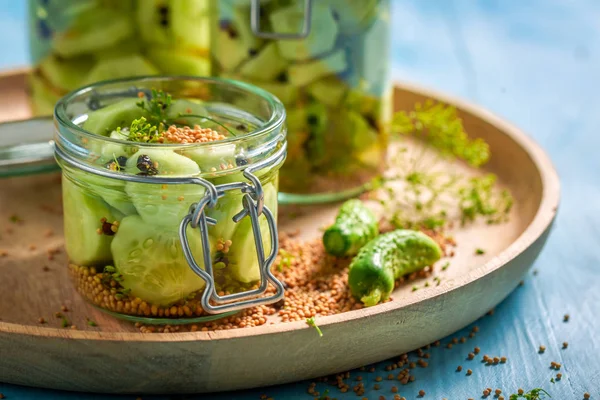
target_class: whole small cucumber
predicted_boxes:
[322,199,378,257]
[348,229,442,306]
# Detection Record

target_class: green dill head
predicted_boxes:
[392,100,490,167]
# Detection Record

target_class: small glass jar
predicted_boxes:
[211,0,391,203]
[28,0,212,115]
[54,76,286,323]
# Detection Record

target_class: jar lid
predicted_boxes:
[0,117,58,178]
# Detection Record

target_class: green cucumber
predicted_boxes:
[62,176,115,266]
[239,43,288,81]
[111,215,210,306]
[38,55,94,92]
[124,149,203,227]
[348,230,442,307]
[226,182,278,283]
[52,9,134,57]
[323,199,378,257]
[146,48,210,76]
[288,50,348,87]
[82,98,148,137]
[83,55,159,86]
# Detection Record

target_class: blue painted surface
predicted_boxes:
[1,0,599,399]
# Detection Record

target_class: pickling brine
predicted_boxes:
[212,0,392,203]
[28,0,211,115]
[54,76,286,322]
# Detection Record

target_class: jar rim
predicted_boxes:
[54,75,286,148]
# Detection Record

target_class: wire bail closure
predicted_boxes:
[55,141,287,315]
[179,148,286,314]
[250,0,313,39]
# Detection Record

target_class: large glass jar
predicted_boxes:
[54,76,286,323]
[211,0,391,203]
[28,0,211,115]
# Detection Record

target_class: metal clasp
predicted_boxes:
[179,146,286,314]
[250,0,313,39]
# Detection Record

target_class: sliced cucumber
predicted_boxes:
[82,98,148,137]
[63,176,115,266]
[111,215,210,306]
[146,48,210,77]
[38,55,94,92]
[269,2,338,61]
[93,38,143,61]
[171,0,211,50]
[226,181,277,283]
[53,9,134,57]
[213,27,250,71]
[328,0,380,35]
[136,0,172,46]
[125,149,203,227]
[180,143,236,174]
[83,55,159,86]
[167,99,209,119]
[239,43,288,81]
[28,73,61,116]
[308,77,348,107]
[288,50,348,87]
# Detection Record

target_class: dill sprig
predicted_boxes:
[391,100,490,167]
[306,317,323,337]
[373,100,513,230]
[509,388,551,400]
[137,89,172,126]
[277,249,294,272]
[119,117,162,143]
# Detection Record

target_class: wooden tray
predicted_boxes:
[0,69,560,394]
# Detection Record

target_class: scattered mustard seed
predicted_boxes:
[563,342,569,349]
[539,345,546,353]
[584,393,590,399]
[466,369,472,376]
[518,389,524,395]
[456,365,462,372]
[468,353,475,360]
[495,389,502,395]
[564,314,570,322]
[556,373,562,380]
[418,389,425,397]
[474,347,481,354]
[38,317,45,324]
[391,386,398,393]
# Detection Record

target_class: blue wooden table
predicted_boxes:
[1,1,599,399]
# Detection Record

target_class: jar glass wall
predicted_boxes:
[28,0,212,115]
[54,76,286,323]
[211,0,392,203]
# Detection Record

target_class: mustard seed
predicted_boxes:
[518,389,524,395]
[483,389,491,396]
[388,373,394,380]
[563,342,569,349]
[418,389,425,396]
[460,337,467,343]
[452,338,459,344]
[500,356,507,363]
[446,343,453,349]
[564,314,570,322]
[474,347,480,354]
[495,389,502,395]
[376,376,382,382]
[469,332,476,338]
[499,397,505,400]
[456,365,462,372]
[584,394,590,399]
[557,373,562,380]
[0,393,5,399]
[539,345,546,353]
[466,369,472,376]
[374,384,380,390]
[38,317,45,324]
[468,353,475,360]
[391,386,398,393]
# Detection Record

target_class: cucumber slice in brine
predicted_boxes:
[52,9,134,57]
[83,55,159,86]
[63,176,115,266]
[83,98,149,137]
[111,215,210,306]
[226,181,278,283]
[125,149,204,228]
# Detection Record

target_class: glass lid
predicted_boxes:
[0,117,59,178]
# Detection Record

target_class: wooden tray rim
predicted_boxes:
[0,78,561,342]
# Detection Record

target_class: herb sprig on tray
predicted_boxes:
[372,100,513,230]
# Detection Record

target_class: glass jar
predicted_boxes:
[54,76,287,323]
[211,0,391,203]
[28,0,212,115]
